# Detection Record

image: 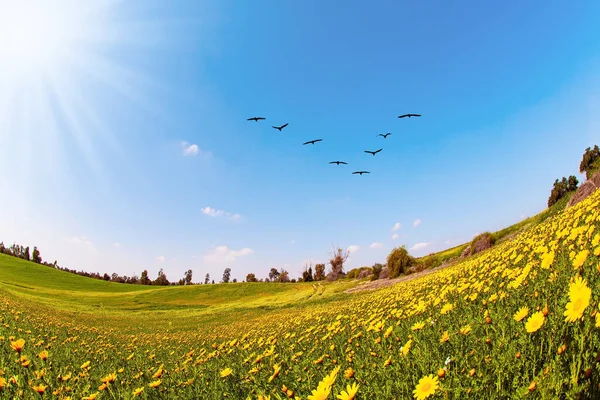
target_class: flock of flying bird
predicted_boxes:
[246,113,422,175]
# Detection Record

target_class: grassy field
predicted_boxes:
[1,190,599,399]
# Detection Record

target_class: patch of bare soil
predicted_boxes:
[344,263,452,294]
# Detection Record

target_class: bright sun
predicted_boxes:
[0,1,82,80]
[0,0,170,192]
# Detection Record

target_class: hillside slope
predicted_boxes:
[1,190,599,398]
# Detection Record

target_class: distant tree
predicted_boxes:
[111,273,119,281]
[548,175,579,207]
[222,268,231,283]
[103,273,111,281]
[278,269,290,283]
[246,273,258,282]
[24,246,30,261]
[32,246,42,263]
[269,268,280,281]
[154,268,170,286]
[302,263,314,282]
[387,246,414,279]
[212,280,215,284]
[327,247,349,280]
[204,273,210,285]
[579,145,600,179]
[567,175,579,192]
[314,264,326,281]
[184,269,193,285]
[140,270,151,285]
[178,278,185,285]
[290,278,297,283]
[232,278,237,283]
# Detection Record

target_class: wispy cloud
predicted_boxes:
[201,206,242,221]
[369,242,383,249]
[181,141,211,157]
[347,245,360,254]
[204,245,254,264]
[412,218,422,227]
[64,236,96,252]
[156,255,165,263]
[113,242,121,248]
[392,222,401,231]
[392,233,399,240]
[410,242,429,251]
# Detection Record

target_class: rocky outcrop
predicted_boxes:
[567,171,600,209]
[378,267,389,280]
[460,233,495,258]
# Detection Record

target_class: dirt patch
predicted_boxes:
[567,173,599,209]
[344,264,450,294]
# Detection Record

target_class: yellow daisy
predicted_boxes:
[336,382,359,400]
[525,311,545,333]
[413,374,440,400]
[220,368,232,378]
[513,306,529,322]
[572,249,589,269]
[564,276,591,322]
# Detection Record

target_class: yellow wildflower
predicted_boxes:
[564,276,591,322]
[513,307,529,322]
[413,374,439,400]
[525,311,545,333]
[336,382,359,400]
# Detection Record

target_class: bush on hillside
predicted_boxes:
[347,267,371,279]
[386,246,415,279]
[370,263,384,281]
[548,176,579,207]
[415,254,440,271]
[579,145,600,179]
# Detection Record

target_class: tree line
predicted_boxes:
[0,242,356,285]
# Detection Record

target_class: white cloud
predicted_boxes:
[204,245,254,264]
[183,143,199,156]
[156,256,165,263]
[392,222,401,231]
[410,242,429,251]
[64,236,96,252]
[369,242,383,249]
[413,219,422,227]
[347,245,360,254]
[201,207,242,221]
[113,242,121,248]
[392,233,399,240]
[181,141,211,157]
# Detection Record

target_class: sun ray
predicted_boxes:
[0,0,185,200]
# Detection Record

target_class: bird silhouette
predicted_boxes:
[364,148,383,156]
[303,139,323,145]
[272,123,289,131]
[352,171,370,175]
[247,117,266,122]
[377,133,392,139]
[398,114,421,118]
[329,161,348,165]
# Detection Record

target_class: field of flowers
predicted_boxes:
[1,190,600,399]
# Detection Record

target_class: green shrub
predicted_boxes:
[386,247,414,279]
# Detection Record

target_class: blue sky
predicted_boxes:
[1,0,599,283]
